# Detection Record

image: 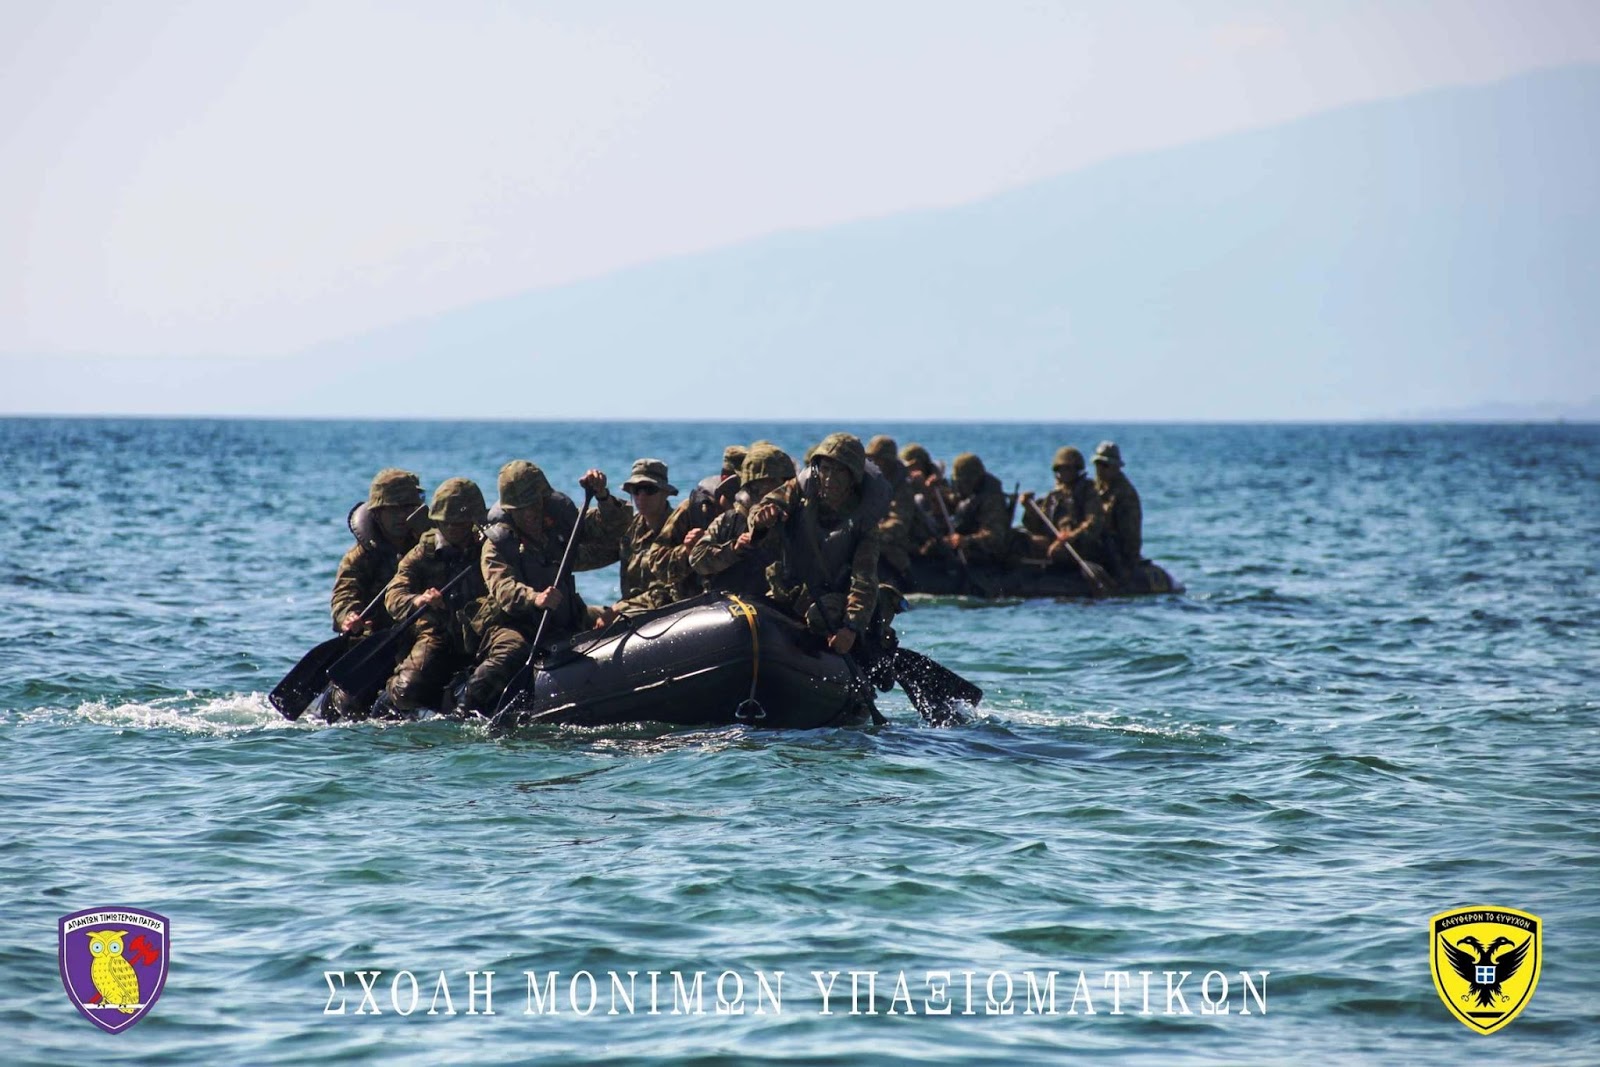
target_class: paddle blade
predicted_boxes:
[324,627,407,703]
[891,647,981,726]
[269,636,352,721]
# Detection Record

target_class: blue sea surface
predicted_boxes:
[2,418,1597,1065]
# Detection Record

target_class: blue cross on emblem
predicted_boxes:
[1476,965,1496,984]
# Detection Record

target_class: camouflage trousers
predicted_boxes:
[385,616,472,712]
[459,624,530,712]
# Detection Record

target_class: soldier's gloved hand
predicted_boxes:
[828,627,857,655]
[534,586,565,611]
[683,527,704,549]
[579,469,610,500]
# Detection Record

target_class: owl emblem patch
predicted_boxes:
[59,907,169,1033]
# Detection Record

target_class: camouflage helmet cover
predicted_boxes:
[865,435,899,465]
[740,443,796,485]
[811,432,866,484]
[899,442,934,473]
[952,452,985,488]
[368,468,424,509]
[497,459,552,509]
[428,477,488,525]
[721,445,748,474]
[1052,446,1085,473]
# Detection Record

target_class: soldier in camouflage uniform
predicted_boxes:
[898,442,950,557]
[685,444,747,532]
[865,435,919,589]
[1091,440,1143,583]
[330,468,426,634]
[1020,446,1105,565]
[380,477,491,712]
[747,433,893,659]
[613,458,704,614]
[688,443,796,598]
[461,461,630,711]
[945,452,1015,566]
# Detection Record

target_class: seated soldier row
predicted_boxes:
[865,436,1146,586]
[328,434,903,716]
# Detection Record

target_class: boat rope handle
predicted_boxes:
[727,596,765,722]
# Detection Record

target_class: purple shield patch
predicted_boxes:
[58,907,169,1033]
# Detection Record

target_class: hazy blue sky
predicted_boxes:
[4,0,1597,364]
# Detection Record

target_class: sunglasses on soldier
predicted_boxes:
[628,484,661,496]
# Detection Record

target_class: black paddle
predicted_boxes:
[1023,497,1111,598]
[490,487,597,732]
[270,585,392,721]
[323,563,475,706]
[888,646,980,726]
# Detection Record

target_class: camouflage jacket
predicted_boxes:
[758,467,889,633]
[1096,472,1143,574]
[617,499,702,612]
[480,492,630,640]
[329,504,422,631]
[1022,476,1104,548]
[873,460,919,580]
[950,472,1013,558]
[688,491,782,599]
[385,530,490,650]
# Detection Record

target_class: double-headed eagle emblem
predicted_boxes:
[1429,905,1541,1034]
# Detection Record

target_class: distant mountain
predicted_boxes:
[8,65,1598,420]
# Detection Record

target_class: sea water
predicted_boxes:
[2,418,1596,1064]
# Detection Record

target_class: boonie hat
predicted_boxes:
[622,458,678,496]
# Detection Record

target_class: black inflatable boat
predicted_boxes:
[500,593,878,729]
[902,556,1183,598]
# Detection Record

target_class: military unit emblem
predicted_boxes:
[58,907,169,1033]
[1430,905,1540,1035]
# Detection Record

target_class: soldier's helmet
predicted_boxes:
[865,435,899,467]
[899,443,934,474]
[721,445,748,476]
[1092,441,1124,469]
[811,432,867,485]
[622,458,678,496]
[368,468,424,510]
[740,443,796,486]
[498,460,552,510]
[428,477,488,525]
[1052,446,1085,475]
[952,452,986,491]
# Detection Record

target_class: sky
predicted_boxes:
[3,0,1599,367]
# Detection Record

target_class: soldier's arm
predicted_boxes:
[385,542,428,621]
[572,494,631,571]
[330,543,373,631]
[481,535,542,618]
[751,478,803,528]
[968,492,1012,553]
[653,500,700,586]
[1020,490,1061,537]
[1121,490,1143,562]
[844,528,883,632]
[690,510,745,576]
[1062,488,1104,542]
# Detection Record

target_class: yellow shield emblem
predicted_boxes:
[1430,905,1541,1034]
